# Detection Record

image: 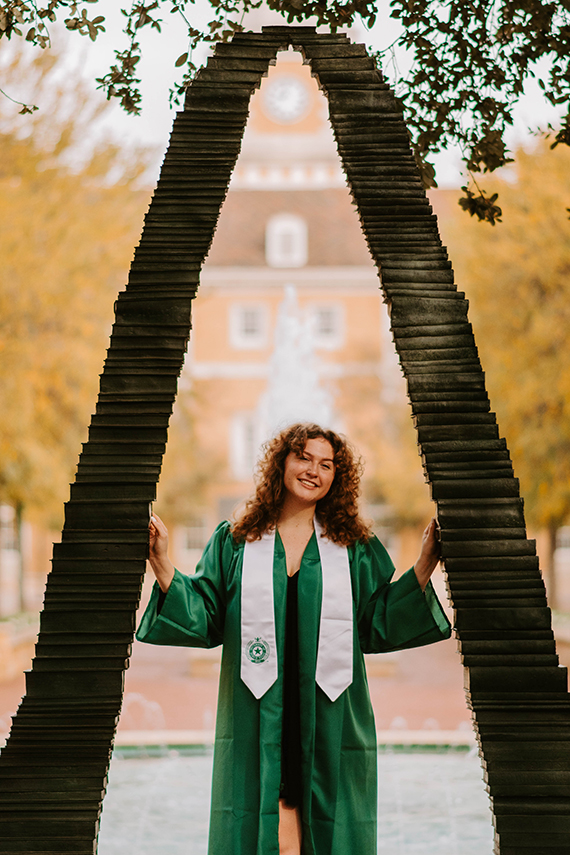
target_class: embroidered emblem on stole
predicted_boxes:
[240,520,353,701]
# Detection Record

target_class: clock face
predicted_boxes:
[261,76,311,125]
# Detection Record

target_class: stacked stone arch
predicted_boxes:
[0,25,568,855]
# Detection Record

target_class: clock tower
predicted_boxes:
[169,47,403,567]
[231,48,347,191]
[261,72,311,124]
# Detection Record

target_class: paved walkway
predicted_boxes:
[2,629,569,741]
[98,750,494,855]
[0,633,471,737]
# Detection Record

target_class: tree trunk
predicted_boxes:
[15,501,24,613]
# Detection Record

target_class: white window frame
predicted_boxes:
[230,412,263,480]
[265,213,308,268]
[229,303,269,350]
[308,303,345,350]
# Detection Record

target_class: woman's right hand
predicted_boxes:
[148,513,175,593]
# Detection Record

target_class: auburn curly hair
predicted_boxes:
[231,423,371,546]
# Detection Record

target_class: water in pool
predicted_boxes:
[98,748,493,854]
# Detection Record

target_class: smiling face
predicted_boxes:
[282,436,336,507]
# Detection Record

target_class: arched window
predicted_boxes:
[265,213,308,268]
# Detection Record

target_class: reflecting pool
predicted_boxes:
[99,748,493,855]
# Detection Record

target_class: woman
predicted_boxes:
[137,423,451,855]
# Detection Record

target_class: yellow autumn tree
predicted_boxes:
[367,392,433,530]
[439,141,570,602]
[339,362,433,532]
[156,382,224,527]
[0,47,152,529]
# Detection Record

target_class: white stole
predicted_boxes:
[240,520,353,702]
[240,530,278,700]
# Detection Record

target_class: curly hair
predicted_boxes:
[231,423,371,546]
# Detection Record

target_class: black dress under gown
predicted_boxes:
[280,570,302,809]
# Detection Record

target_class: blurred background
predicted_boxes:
[1,5,570,751]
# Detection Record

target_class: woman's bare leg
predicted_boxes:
[278,799,302,855]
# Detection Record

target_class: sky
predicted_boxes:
[1,0,564,187]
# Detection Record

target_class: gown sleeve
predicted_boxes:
[353,535,451,654]
[135,520,233,649]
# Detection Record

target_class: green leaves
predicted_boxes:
[412,145,438,189]
[96,45,143,115]
[0,2,107,50]
[2,1,570,220]
[466,128,515,173]
[459,185,503,225]
[64,8,106,40]
[387,0,570,217]
[550,113,570,148]
[264,0,378,29]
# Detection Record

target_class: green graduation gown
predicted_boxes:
[136,521,451,855]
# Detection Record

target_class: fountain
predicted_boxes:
[257,284,338,441]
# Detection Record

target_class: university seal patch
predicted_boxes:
[246,637,270,664]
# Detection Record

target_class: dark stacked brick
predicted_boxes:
[0,26,568,855]
[0,30,282,855]
[295,26,570,853]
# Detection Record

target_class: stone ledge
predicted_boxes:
[104,728,476,749]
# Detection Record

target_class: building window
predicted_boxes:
[309,304,344,349]
[229,303,268,349]
[179,517,210,574]
[184,519,209,551]
[230,412,262,480]
[265,214,308,268]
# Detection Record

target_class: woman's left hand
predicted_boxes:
[413,518,441,592]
